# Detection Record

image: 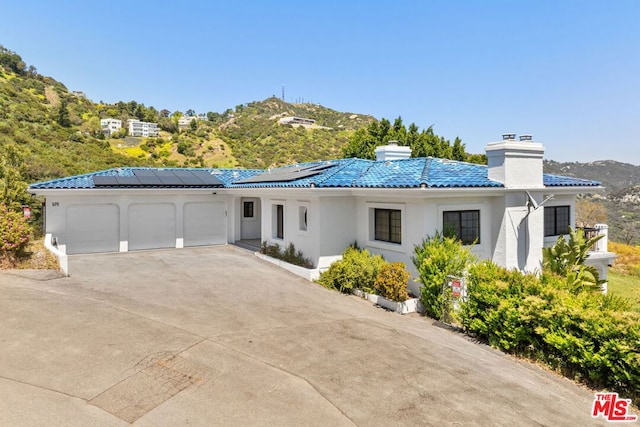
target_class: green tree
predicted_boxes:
[0,45,26,74]
[0,143,29,208]
[0,203,31,259]
[207,111,221,122]
[56,98,71,127]
[452,137,466,161]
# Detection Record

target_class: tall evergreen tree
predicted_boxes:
[56,98,71,127]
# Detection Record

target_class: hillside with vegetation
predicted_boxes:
[545,160,640,245]
[216,97,375,168]
[1,44,480,181]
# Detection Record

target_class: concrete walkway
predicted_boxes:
[0,246,616,426]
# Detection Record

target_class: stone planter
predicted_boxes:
[352,289,421,315]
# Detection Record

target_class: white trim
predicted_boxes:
[270,200,285,241]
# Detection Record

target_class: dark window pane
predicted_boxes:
[443,210,480,244]
[544,206,570,236]
[374,208,401,244]
[243,201,254,218]
[276,204,284,239]
[556,206,570,235]
[544,207,555,236]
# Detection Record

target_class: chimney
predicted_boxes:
[375,141,412,161]
[485,133,544,188]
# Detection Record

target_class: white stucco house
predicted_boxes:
[29,134,616,293]
[100,118,122,137]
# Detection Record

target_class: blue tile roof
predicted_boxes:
[543,173,601,187]
[29,158,602,190]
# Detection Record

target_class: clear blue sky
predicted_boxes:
[2,0,639,164]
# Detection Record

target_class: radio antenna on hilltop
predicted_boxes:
[281,84,285,101]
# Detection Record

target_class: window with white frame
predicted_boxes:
[374,208,402,244]
[544,205,570,237]
[298,206,308,231]
[272,203,284,239]
[443,210,480,245]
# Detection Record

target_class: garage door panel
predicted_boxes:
[128,203,176,251]
[66,204,119,255]
[184,202,226,247]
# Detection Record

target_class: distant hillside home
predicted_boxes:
[278,116,316,126]
[178,116,196,129]
[100,118,122,137]
[29,135,616,294]
[127,119,159,137]
[71,90,87,99]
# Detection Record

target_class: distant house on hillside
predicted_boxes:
[100,118,121,137]
[127,119,159,137]
[71,90,87,99]
[278,116,316,126]
[178,114,207,129]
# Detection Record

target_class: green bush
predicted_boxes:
[460,261,640,406]
[317,246,386,294]
[260,241,313,268]
[0,203,31,257]
[373,262,410,302]
[412,231,477,319]
[543,227,605,292]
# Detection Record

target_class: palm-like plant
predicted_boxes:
[542,227,605,293]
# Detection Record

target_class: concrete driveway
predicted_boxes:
[0,246,614,426]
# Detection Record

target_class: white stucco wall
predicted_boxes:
[260,194,321,266]
[491,191,548,273]
[317,196,357,256]
[42,190,231,254]
[348,194,499,295]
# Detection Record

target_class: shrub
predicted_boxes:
[0,203,31,260]
[317,246,386,294]
[259,241,313,268]
[412,231,477,319]
[373,262,410,302]
[543,227,605,292]
[460,260,640,406]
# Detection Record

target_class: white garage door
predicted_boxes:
[128,203,176,251]
[66,204,119,255]
[183,202,226,247]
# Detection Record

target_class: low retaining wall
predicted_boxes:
[255,253,321,281]
[44,234,68,276]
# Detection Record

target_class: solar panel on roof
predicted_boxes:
[172,170,202,185]
[190,170,224,186]
[235,164,336,184]
[133,169,157,176]
[115,176,141,186]
[134,171,163,185]
[92,169,225,188]
[154,170,183,185]
[93,176,119,186]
